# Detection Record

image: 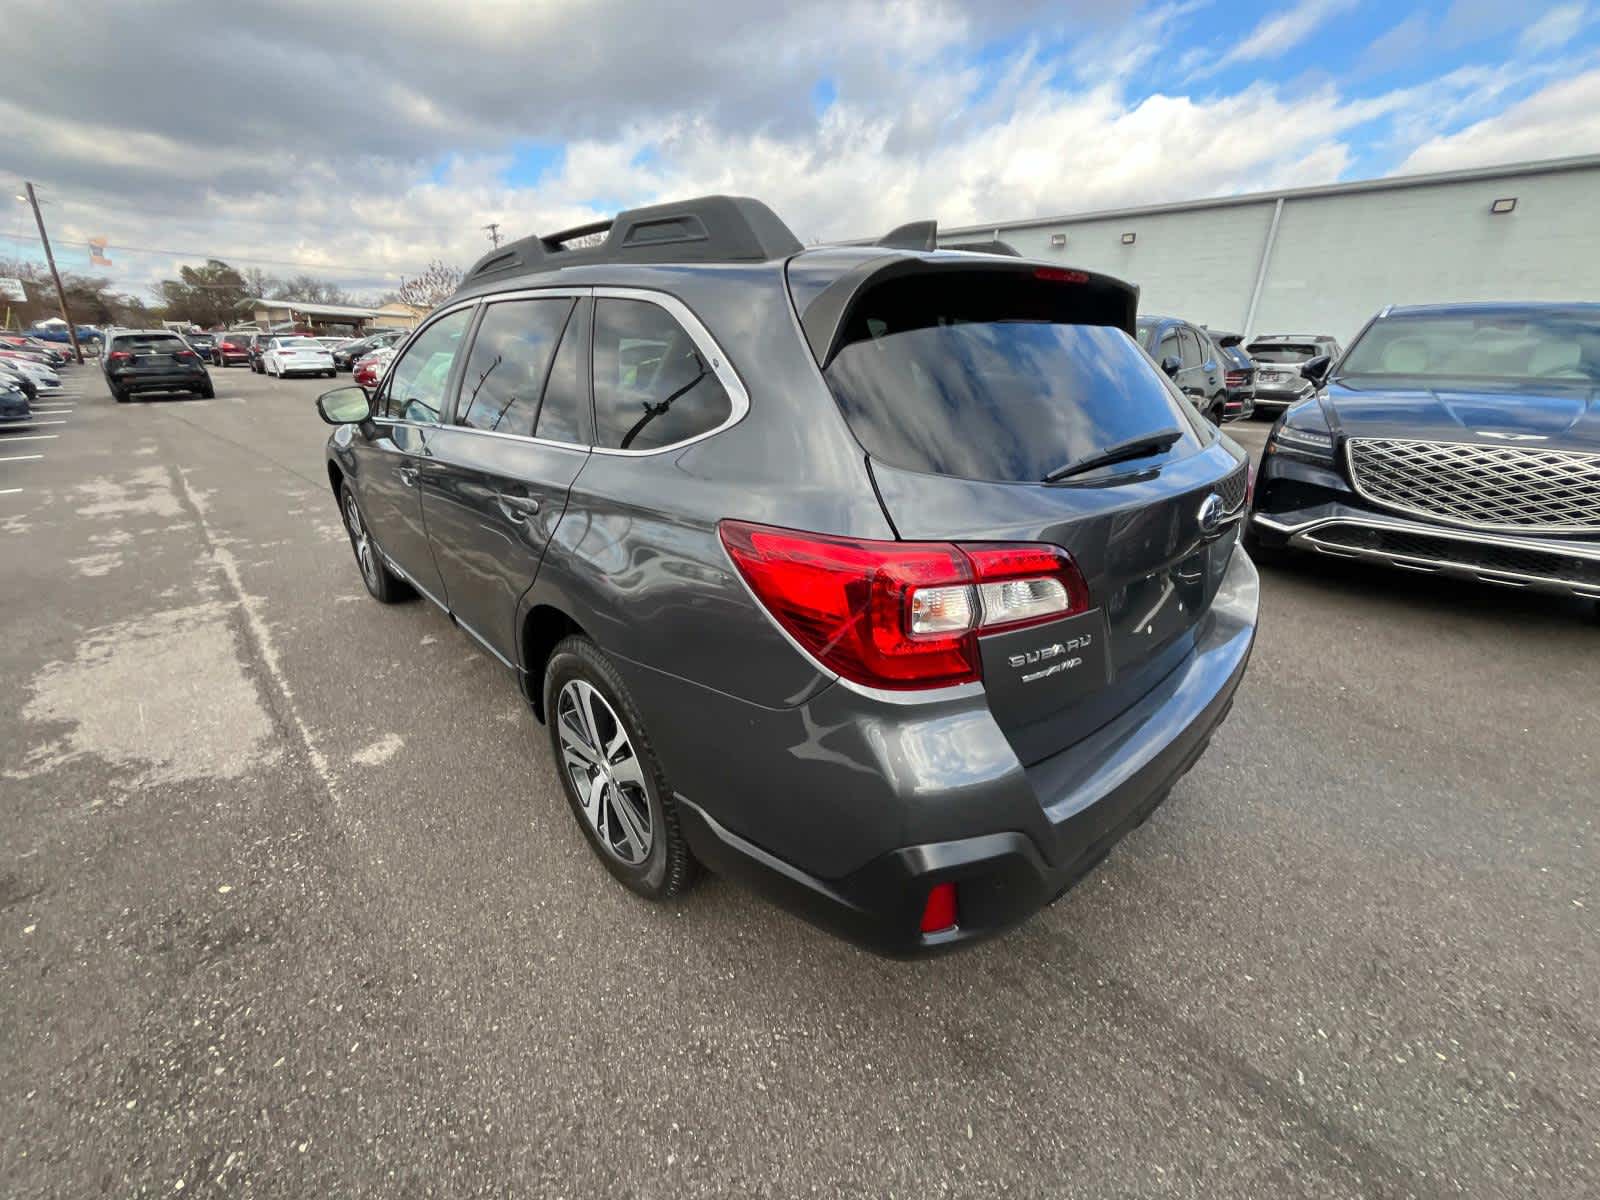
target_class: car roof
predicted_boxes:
[1380,301,1600,318]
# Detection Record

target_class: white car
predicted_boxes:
[262,336,336,379]
[0,352,61,391]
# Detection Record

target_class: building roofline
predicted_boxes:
[238,297,380,318]
[936,154,1600,238]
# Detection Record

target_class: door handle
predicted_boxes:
[496,492,541,521]
[397,465,419,488]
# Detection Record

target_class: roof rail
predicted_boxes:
[456,195,803,290]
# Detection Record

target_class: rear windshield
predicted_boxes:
[824,276,1195,483]
[115,334,184,350]
[1247,342,1319,362]
[278,338,320,349]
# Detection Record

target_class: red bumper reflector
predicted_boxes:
[920,882,958,934]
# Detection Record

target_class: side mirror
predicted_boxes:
[1160,355,1182,379]
[316,384,372,425]
[1300,354,1332,386]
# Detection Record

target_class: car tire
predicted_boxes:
[197,379,215,399]
[339,482,412,604]
[543,635,698,902]
[111,385,128,404]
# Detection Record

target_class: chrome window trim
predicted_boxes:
[589,286,750,457]
[369,285,750,457]
[432,422,590,454]
[1344,436,1600,535]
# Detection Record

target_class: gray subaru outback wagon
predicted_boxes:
[317,196,1258,955]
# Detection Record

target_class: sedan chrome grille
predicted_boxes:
[1346,438,1600,534]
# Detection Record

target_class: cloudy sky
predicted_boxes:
[4,0,1598,300]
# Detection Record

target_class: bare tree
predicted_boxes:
[395,260,463,311]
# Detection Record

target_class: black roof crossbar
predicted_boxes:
[456,195,804,291]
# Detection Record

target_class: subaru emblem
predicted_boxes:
[1196,493,1224,534]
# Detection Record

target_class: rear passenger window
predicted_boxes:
[457,298,575,437]
[592,299,732,451]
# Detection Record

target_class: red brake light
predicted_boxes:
[719,521,1088,690]
[175,350,197,361]
[1225,370,1246,387]
[106,350,131,362]
[920,882,958,934]
[1034,267,1089,283]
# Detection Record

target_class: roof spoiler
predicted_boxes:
[876,220,938,251]
[797,257,1140,368]
[457,195,804,291]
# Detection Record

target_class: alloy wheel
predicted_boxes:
[556,680,653,866]
[343,493,380,591]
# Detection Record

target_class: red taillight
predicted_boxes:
[1034,267,1089,283]
[719,521,1088,690]
[106,350,131,362]
[175,350,197,361]
[1225,371,1246,387]
[920,882,958,934]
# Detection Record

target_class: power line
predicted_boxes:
[0,227,420,277]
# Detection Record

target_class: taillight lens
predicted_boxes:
[1224,370,1246,387]
[719,521,1088,690]
[106,350,131,362]
[175,350,197,361]
[920,882,959,934]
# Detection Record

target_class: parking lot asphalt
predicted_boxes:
[2,366,1596,1198]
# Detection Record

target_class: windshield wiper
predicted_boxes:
[1041,427,1184,484]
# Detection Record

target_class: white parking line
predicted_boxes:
[0,434,59,441]
[26,419,68,425]
[0,488,22,495]
[0,454,44,462]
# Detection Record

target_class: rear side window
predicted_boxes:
[592,299,732,451]
[536,306,586,444]
[457,297,575,438]
[823,275,1195,483]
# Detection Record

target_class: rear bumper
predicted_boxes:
[108,369,207,391]
[666,549,1259,956]
[1251,387,1311,412]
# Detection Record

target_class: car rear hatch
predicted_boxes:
[121,335,197,373]
[790,252,1248,765]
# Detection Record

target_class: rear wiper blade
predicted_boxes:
[1041,428,1184,484]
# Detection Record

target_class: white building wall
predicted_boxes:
[939,159,1600,346]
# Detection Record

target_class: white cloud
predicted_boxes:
[1199,0,1358,75]
[1397,66,1600,171]
[1,0,1593,304]
[1519,3,1590,55]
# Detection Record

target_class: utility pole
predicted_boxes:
[22,182,84,364]
[483,222,502,248]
